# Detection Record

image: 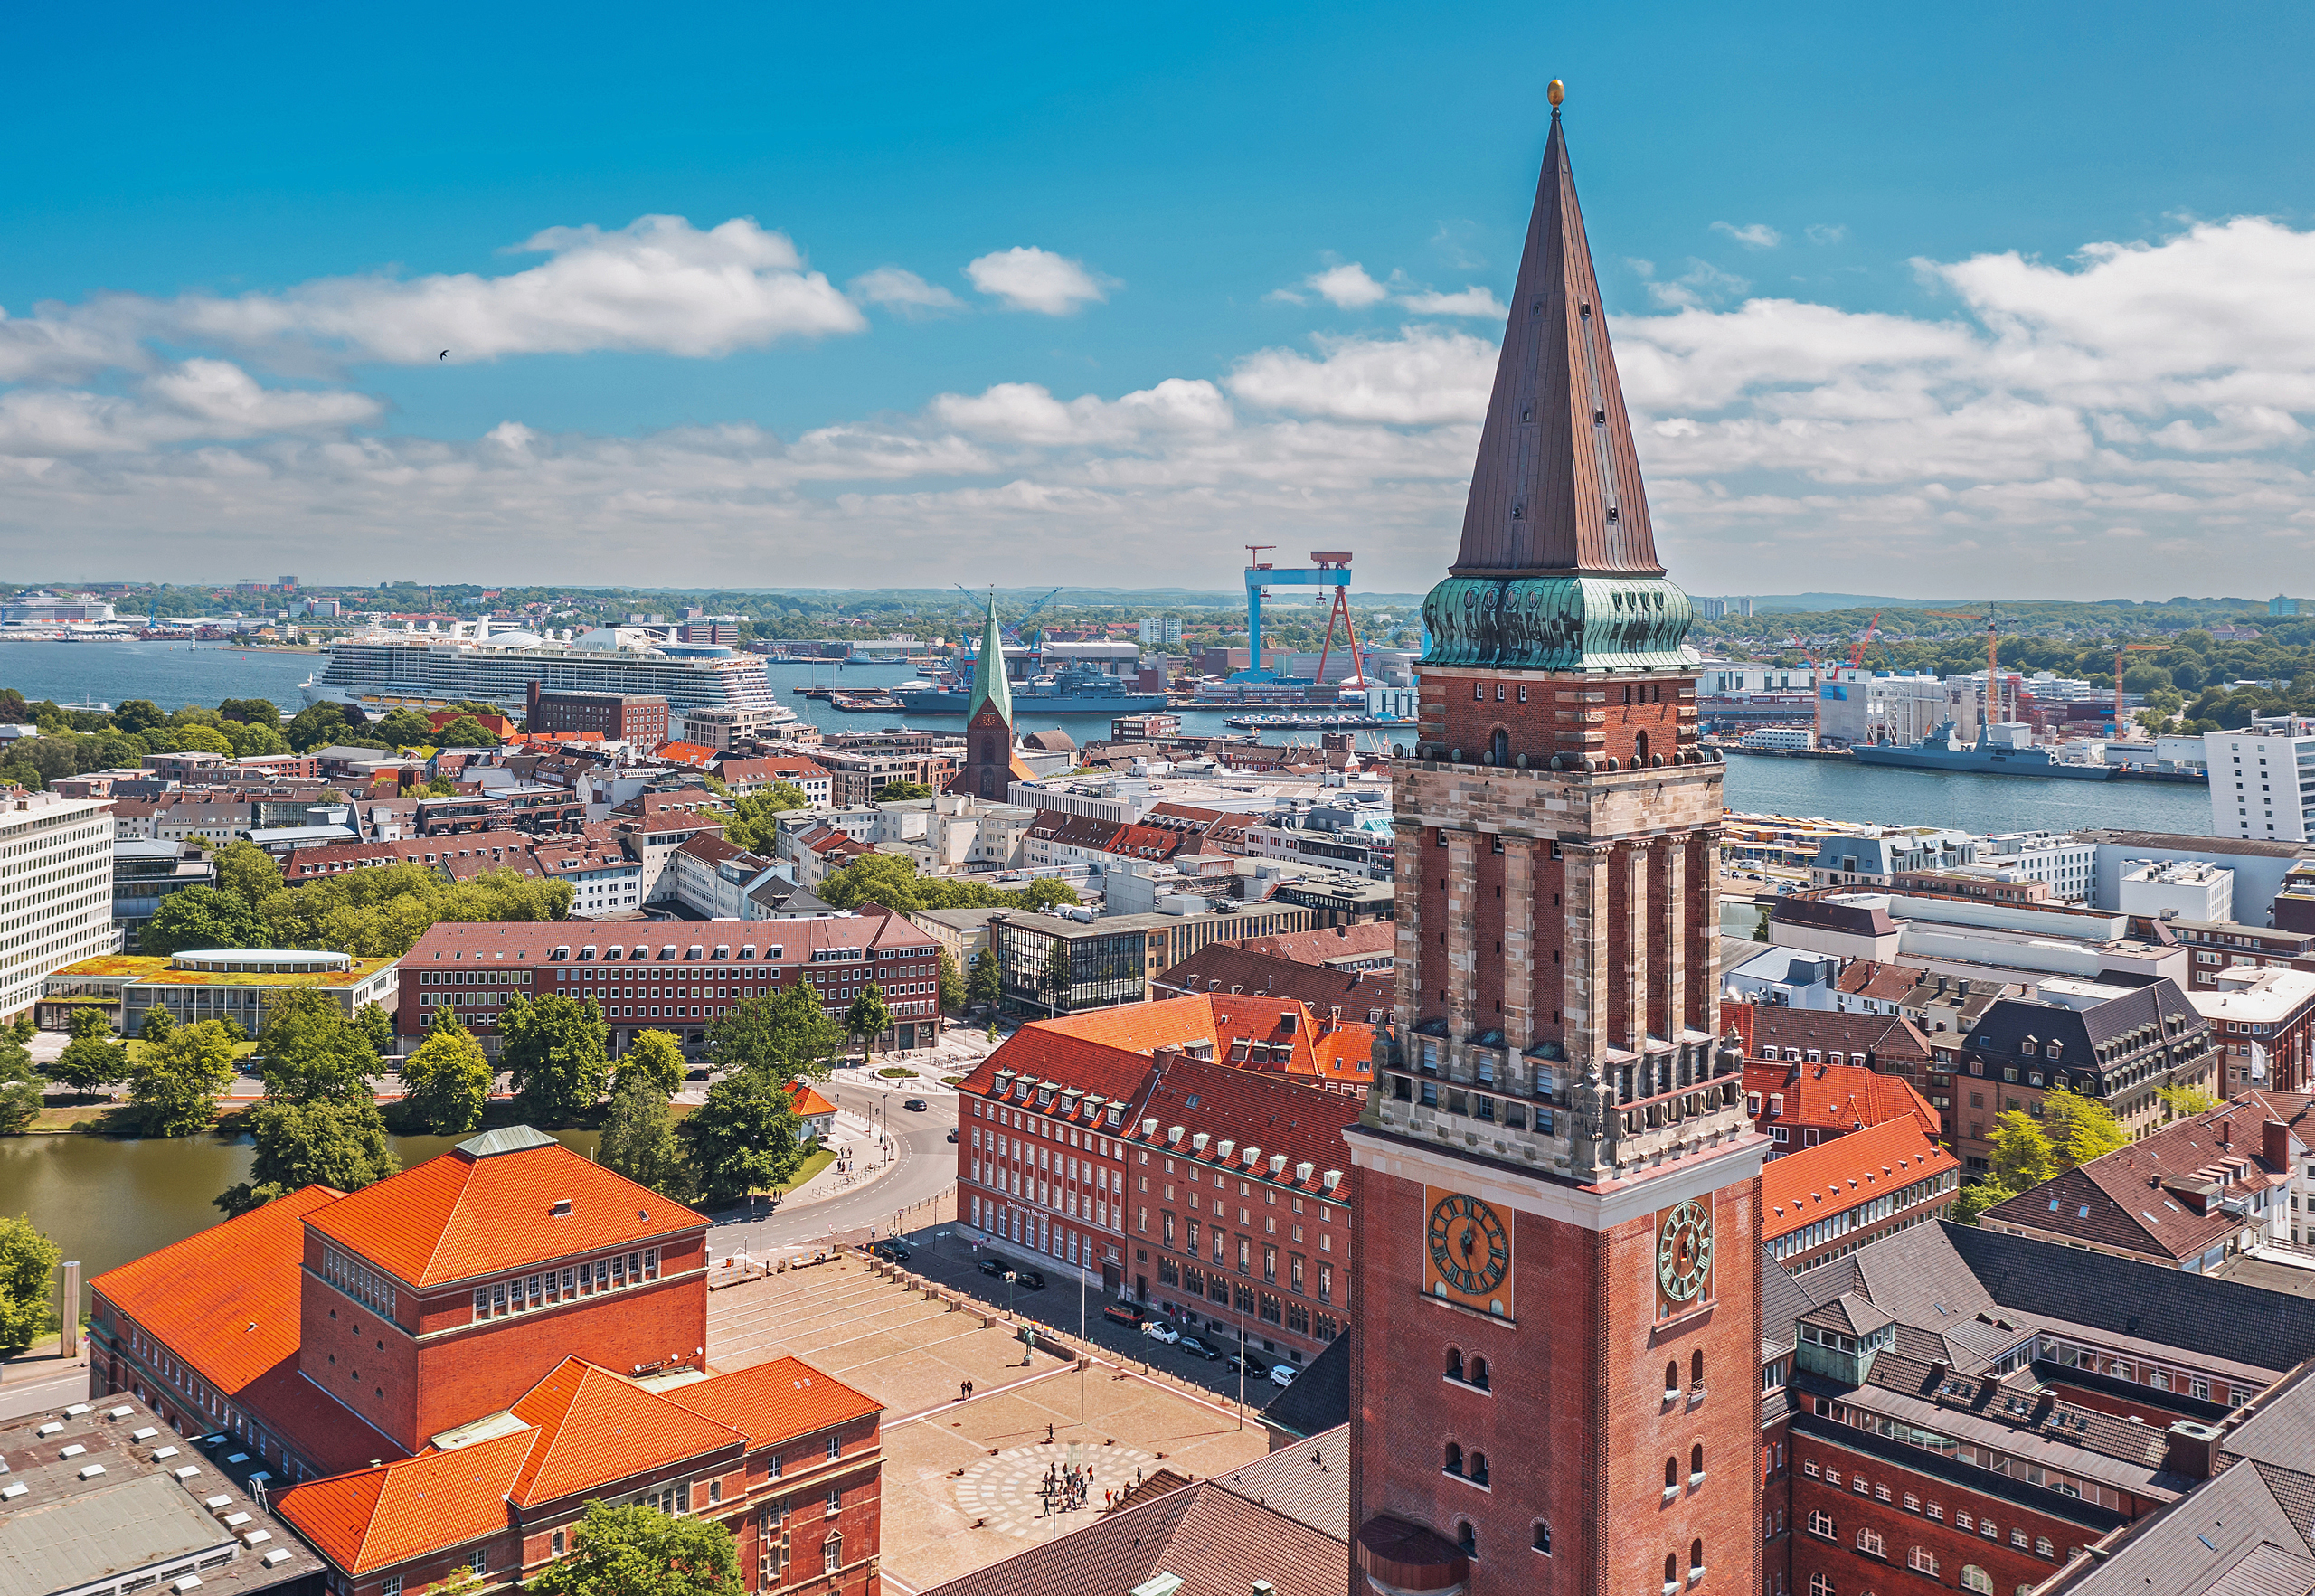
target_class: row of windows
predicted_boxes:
[321,1245,394,1316]
[1803,1468,2068,1558]
[475,1249,659,1317]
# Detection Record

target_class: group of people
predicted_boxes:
[1038,1457,1096,1516]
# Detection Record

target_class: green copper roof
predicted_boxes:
[1421,573,1694,671]
[968,593,1013,725]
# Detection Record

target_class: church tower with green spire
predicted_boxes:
[947,593,1033,800]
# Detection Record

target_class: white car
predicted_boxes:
[1269,1363,1298,1388]
[1141,1319,1182,1345]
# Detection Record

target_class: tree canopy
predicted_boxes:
[127,1018,241,1137]
[1989,1110,2059,1195]
[599,1077,694,1203]
[845,986,891,1054]
[142,885,265,956]
[399,1010,492,1135]
[218,1099,400,1216]
[2042,1088,2128,1167]
[815,854,1077,915]
[0,1032,43,1135]
[676,1062,805,1206]
[613,1030,686,1099]
[704,986,841,1083]
[524,1501,742,1596]
[46,1010,126,1095]
[500,994,610,1125]
[164,847,572,959]
[721,785,810,855]
[0,1214,61,1355]
[252,989,379,1105]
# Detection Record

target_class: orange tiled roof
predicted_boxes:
[658,1355,880,1450]
[653,741,719,767]
[1743,1058,1939,1138]
[1759,1118,1960,1241]
[507,1358,739,1505]
[306,1137,705,1287]
[790,1082,839,1119]
[275,1430,532,1573]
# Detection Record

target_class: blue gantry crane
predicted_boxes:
[1232,548,1365,684]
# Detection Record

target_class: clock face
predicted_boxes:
[1657,1199,1715,1304]
[1427,1193,1510,1297]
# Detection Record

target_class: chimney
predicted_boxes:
[2163,1420,2224,1480]
[2265,1119,2292,1172]
[2219,1116,2232,1148]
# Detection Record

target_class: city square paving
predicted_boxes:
[707,1255,1271,1591]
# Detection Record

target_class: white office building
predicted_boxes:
[1981,831,2098,903]
[0,790,117,1017]
[2118,858,2235,923]
[2207,721,2315,842]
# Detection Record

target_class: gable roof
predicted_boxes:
[655,1355,880,1449]
[1759,1119,1960,1242]
[1155,943,1392,1024]
[506,1358,739,1505]
[1743,1056,1940,1138]
[1746,1005,1934,1066]
[305,1130,705,1288]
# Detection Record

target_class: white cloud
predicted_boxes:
[1712,222,1781,250]
[963,247,1110,315]
[1806,224,1847,246]
[18,213,2315,593]
[1398,287,1507,318]
[1300,263,1393,309]
[1644,260,1752,309]
[846,267,964,316]
[0,215,865,378]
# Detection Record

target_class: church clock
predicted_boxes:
[1656,1198,1715,1308]
[1427,1191,1510,1299]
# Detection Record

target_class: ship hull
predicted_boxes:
[1851,746,2112,779]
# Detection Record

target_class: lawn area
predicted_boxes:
[121,1037,261,1065]
[764,1145,837,1197]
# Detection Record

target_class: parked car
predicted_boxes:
[1224,1351,1261,1376]
[977,1256,1012,1280]
[1101,1301,1148,1329]
[1269,1363,1298,1388]
[1176,1335,1222,1361]
[869,1240,912,1263]
[1140,1319,1182,1344]
[945,1127,959,1143]
[903,1098,929,1111]
[1013,1268,1047,1291]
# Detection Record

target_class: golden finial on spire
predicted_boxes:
[1547,79,1564,109]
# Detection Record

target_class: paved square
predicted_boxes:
[708,1257,1271,1592]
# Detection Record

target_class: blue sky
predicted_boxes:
[7,2,2315,594]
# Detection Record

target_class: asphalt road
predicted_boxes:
[703,1079,959,1259]
[0,1360,90,1423]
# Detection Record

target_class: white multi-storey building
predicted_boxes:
[1982,830,2098,903]
[2206,721,2315,842]
[0,790,118,1017]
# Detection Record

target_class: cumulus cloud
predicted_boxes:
[1271,260,1503,320]
[16,212,2315,593]
[1806,224,1847,246]
[1711,222,1781,250]
[963,247,1111,315]
[846,267,964,316]
[1299,263,1393,309]
[0,215,865,380]
[1397,288,1507,318]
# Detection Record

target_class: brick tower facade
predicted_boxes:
[947,594,1033,801]
[1348,84,1766,1596]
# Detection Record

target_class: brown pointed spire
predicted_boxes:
[1452,96,1664,578]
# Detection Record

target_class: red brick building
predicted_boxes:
[397,909,942,1053]
[1742,1056,1942,1157]
[1340,96,1764,1596]
[956,997,1363,1370]
[523,683,670,744]
[1759,1118,1959,1272]
[87,1125,882,1596]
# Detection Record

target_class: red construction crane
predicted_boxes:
[1845,610,1882,670]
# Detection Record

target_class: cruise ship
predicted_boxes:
[301,625,797,731]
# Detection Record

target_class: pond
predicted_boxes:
[0,1127,600,1313]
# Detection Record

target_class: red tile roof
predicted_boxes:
[275,1430,532,1573]
[90,1186,412,1478]
[1743,1058,1940,1138]
[1760,1118,1961,1242]
[790,1082,838,1119]
[306,1136,705,1288]
[507,1358,738,1505]
[1132,1054,1361,1196]
[657,1355,880,1449]
[1240,922,1396,966]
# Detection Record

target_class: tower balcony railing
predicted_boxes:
[1620,1077,1742,1135]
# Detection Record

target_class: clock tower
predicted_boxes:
[1346,84,1765,1596]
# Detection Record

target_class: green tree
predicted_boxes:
[1948,1178,2012,1225]
[874,780,935,802]
[0,1030,43,1134]
[614,1030,687,1098]
[255,862,570,959]
[376,708,436,746]
[9,1015,33,1044]
[217,1098,400,1216]
[0,1214,61,1354]
[135,1006,175,1043]
[937,947,964,1012]
[46,1009,127,1095]
[399,1012,492,1134]
[224,717,289,758]
[599,1077,695,1202]
[704,984,841,1083]
[676,1062,804,1205]
[817,854,926,912]
[1989,1110,2058,1194]
[524,1500,741,1596]
[142,884,264,955]
[217,697,283,726]
[2042,1088,2128,1167]
[721,784,809,855]
[213,840,284,911]
[2159,1083,2224,1118]
[252,988,379,1105]
[967,946,1002,1009]
[164,722,235,756]
[434,715,500,749]
[355,1001,395,1056]
[845,985,891,1056]
[1016,875,1080,912]
[499,994,610,1125]
[112,699,165,734]
[284,702,354,752]
[128,1019,241,1137]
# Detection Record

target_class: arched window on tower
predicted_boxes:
[1458,1523,1478,1558]
[1445,1347,1464,1382]
[1665,1554,1680,1593]
[1469,1355,1489,1390]
[1492,729,1509,767]
[1469,1450,1489,1486]
[1665,1361,1680,1398]
[1692,1350,1706,1392]
[1636,730,1651,765]
[1691,1538,1706,1580]
[1690,1444,1706,1484]
[1665,1457,1679,1493]
[1444,1441,1464,1477]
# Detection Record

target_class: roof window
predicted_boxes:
[551,946,570,961]
[660,945,678,959]
[581,946,598,960]
[686,946,704,960]
[713,946,731,959]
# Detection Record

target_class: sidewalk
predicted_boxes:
[770,1109,901,1210]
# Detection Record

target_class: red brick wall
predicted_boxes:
[1787,1433,2092,1596]
[1423,673,1697,769]
[1350,1164,1762,1596]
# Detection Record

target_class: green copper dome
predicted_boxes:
[1421,573,1694,672]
